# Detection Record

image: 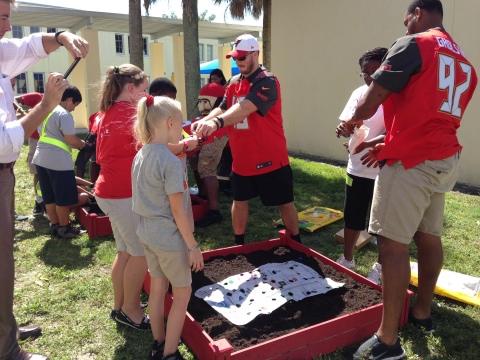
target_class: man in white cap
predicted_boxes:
[193,34,301,245]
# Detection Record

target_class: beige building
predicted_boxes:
[9,2,261,128]
[271,0,480,187]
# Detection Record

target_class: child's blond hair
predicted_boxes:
[134,96,182,145]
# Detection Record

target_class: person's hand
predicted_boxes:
[335,121,354,138]
[184,135,199,151]
[189,249,204,273]
[192,119,218,137]
[40,73,69,112]
[352,140,373,154]
[360,143,385,168]
[57,32,89,58]
[345,117,364,126]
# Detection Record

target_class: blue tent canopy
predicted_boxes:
[200,58,239,75]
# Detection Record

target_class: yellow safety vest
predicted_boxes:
[38,111,72,154]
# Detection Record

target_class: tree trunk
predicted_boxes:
[129,0,144,70]
[262,0,271,70]
[183,0,200,119]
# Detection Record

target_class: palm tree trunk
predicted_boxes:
[183,0,201,119]
[129,0,144,70]
[262,0,271,70]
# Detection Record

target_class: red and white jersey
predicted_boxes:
[220,66,289,176]
[373,28,477,169]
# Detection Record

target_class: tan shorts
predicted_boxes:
[96,197,145,256]
[190,135,228,178]
[369,152,460,244]
[142,244,192,287]
[27,138,38,174]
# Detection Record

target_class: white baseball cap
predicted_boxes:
[226,34,259,59]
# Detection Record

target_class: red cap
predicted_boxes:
[199,83,225,98]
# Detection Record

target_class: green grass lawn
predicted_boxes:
[13,145,480,359]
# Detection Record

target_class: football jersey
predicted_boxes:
[220,66,289,176]
[372,28,477,169]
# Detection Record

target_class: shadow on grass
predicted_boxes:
[14,215,50,242]
[36,233,104,270]
[112,323,152,360]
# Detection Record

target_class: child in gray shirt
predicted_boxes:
[132,95,204,360]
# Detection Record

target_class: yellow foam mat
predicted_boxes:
[410,262,480,306]
[275,206,343,233]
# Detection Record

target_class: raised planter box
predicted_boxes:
[73,206,112,239]
[143,230,413,360]
[191,194,208,222]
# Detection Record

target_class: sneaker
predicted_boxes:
[114,309,151,330]
[353,333,406,359]
[336,255,356,270]
[32,201,44,216]
[408,307,435,334]
[109,309,118,320]
[194,210,223,228]
[367,262,382,285]
[162,350,185,360]
[149,339,165,360]
[49,223,59,237]
[14,212,28,221]
[57,224,85,239]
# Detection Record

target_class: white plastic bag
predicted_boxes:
[348,125,370,154]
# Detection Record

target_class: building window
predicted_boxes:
[143,37,149,57]
[46,27,56,33]
[30,26,40,34]
[199,43,204,62]
[207,44,213,62]
[16,73,28,94]
[115,34,124,54]
[12,26,23,39]
[33,73,45,93]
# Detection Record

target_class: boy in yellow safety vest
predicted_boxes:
[32,85,90,239]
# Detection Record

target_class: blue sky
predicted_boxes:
[22,0,263,26]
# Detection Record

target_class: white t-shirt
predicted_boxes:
[339,84,385,180]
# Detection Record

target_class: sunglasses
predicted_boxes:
[232,51,254,62]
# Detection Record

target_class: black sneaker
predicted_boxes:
[194,210,223,228]
[114,309,151,330]
[57,224,86,239]
[32,201,44,216]
[149,339,165,360]
[408,308,434,334]
[162,350,185,360]
[109,309,118,320]
[353,334,406,359]
[49,223,59,237]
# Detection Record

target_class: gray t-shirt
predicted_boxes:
[131,143,188,251]
[32,105,76,171]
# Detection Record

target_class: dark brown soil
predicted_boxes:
[188,246,382,352]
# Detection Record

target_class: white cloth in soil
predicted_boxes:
[195,261,344,325]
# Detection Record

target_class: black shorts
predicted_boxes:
[230,165,294,206]
[344,173,375,230]
[36,165,78,207]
